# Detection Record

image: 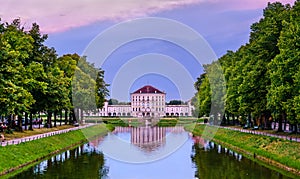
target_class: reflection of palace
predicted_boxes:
[86,85,193,117]
[112,126,186,152]
[131,127,166,152]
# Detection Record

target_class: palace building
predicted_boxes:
[88,85,193,117]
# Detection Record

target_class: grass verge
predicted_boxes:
[185,124,300,176]
[156,118,201,127]
[0,124,109,176]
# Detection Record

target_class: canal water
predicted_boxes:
[11,126,295,178]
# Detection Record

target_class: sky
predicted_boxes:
[0,0,296,102]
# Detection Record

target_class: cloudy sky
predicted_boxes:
[0,0,295,101]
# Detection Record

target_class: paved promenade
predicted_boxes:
[218,125,300,142]
[0,124,95,147]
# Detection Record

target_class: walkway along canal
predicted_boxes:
[0,124,95,147]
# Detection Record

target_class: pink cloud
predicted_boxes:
[0,0,202,33]
[218,0,295,10]
[0,0,295,34]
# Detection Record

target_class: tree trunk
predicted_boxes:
[76,108,80,122]
[221,114,226,125]
[65,109,68,125]
[277,113,284,132]
[7,115,12,130]
[54,111,57,127]
[17,115,23,132]
[25,112,28,130]
[69,110,73,125]
[60,110,62,126]
[73,108,77,124]
[273,117,277,130]
[247,113,251,127]
[47,112,52,128]
[232,114,235,125]
[29,113,33,131]
[38,112,41,129]
[284,119,287,131]
[80,109,84,124]
[265,111,271,130]
[226,112,230,125]
[258,114,262,128]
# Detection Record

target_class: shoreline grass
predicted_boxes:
[185,124,300,176]
[0,124,109,176]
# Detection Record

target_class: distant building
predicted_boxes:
[131,85,166,117]
[86,85,193,117]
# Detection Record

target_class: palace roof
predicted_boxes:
[132,85,165,94]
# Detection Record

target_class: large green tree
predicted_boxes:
[0,19,35,130]
[268,1,300,132]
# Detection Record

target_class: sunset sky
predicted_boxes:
[0,0,296,101]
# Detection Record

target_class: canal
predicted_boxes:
[11,126,295,178]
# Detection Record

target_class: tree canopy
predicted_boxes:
[193,1,300,132]
[0,19,109,130]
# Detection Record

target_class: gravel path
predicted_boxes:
[0,124,95,147]
[218,125,300,142]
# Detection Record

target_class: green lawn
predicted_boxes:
[185,124,300,175]
[0,124,109,176]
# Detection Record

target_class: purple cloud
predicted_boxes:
[0,0,294,33]
[0,0,202,33]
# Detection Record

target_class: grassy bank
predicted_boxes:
[156,118,202,127]
[0,124,110,176]
[185,124,300,175]
[84,117,144,127]
[84,117,203,127]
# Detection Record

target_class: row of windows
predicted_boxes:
[132,96,165,101]
[132,102,164,106]
[132,107,164,112]
[166,108,189,112]
[132,99,165,102]
[96,112,189,117]
[99,108,130,112]
[132,95,163,99]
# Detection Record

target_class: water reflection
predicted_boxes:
[11,144,109,179]
[99,126,188,163]
[8,127,296,179]
[131,127,166,152]
[113,126,185,153]
[191,136,292,179]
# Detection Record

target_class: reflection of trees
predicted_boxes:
[12,144,109,178]
[191,142,287,179]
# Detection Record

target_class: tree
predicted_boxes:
[167,100,185,105]
[268,1,300,132]
[72,57,109,122]
[108,99,119,105]
[195,73,211,118]
[0,19,35,130]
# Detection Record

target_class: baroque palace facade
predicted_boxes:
[88,85,193,117]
